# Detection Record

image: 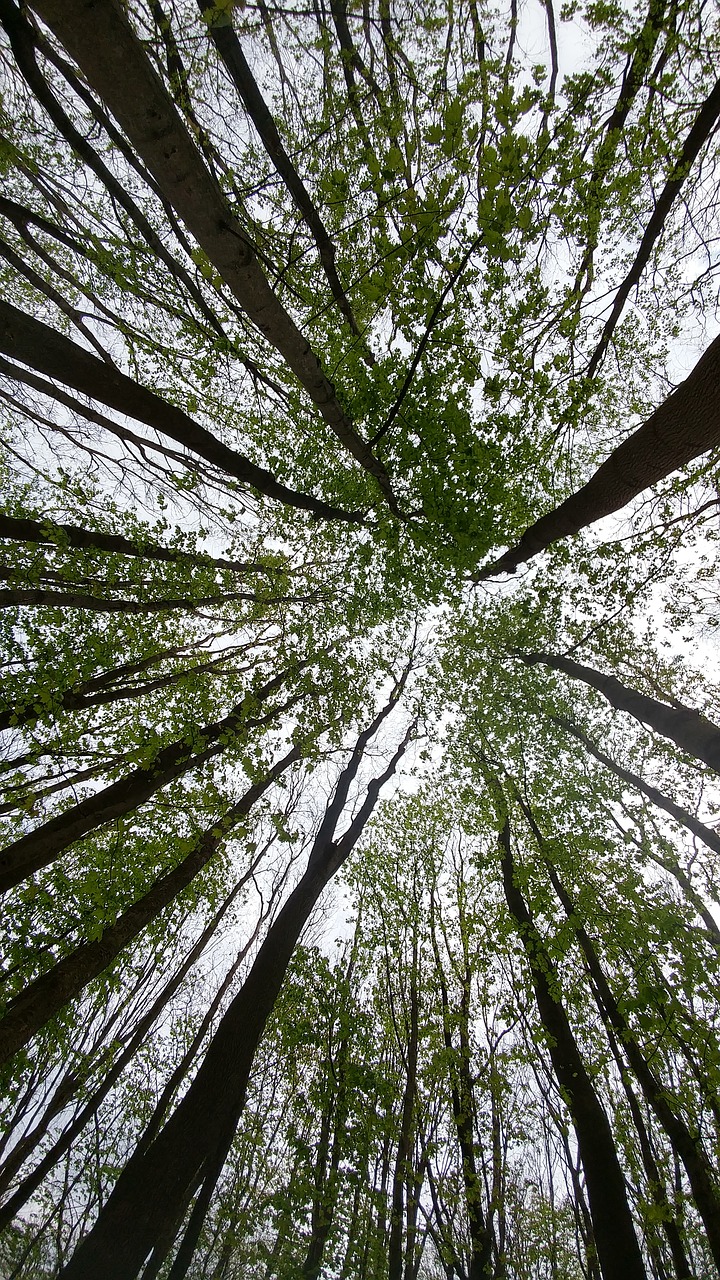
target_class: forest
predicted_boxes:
[0,0,719,1276]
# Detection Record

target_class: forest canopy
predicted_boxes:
[0,0,720,1276]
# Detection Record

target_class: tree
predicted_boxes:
[2,0,720,1277]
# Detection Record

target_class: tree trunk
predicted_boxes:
[56,699,413,1280]
[0,301,362,524]
[541,849,720,1272]
[499,820,648,1280]
[0,511,272,576]
[523,651,720,772]
[554,715,720,855]
[25,0,399,512]
[0,664,304,889]
[476,331,720,578]
[0,745,300,1065]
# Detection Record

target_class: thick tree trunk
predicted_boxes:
[0,302,362,524]
[0,745,299,1065]
[56,701,413,1280]
[0,664,305,889]
[26,0,398,511]
[499,820,648,1280]
[523,651,720,772]
[476,331,720,578]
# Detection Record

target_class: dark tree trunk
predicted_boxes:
[430,903,493,1278]
[554,715,720,855]
[25,0,398,511]
[499,820,648,1280]
[201,9,362,338]
[55,697,414,1280]
[476,331,720,578]
[540,850,720,1272]
[522,651,720,773]
[388,935,419,1280]
[0,745,300,1065]
[0,664,304,889]
[0,511,272,575]
[0,301,362,524]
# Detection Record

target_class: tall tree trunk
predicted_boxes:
[0,663,305,889]
[499,819,648,1280]
[24,0,399,512]
[554,715,720,855]
[539,847,720,1272]
[476,331,720,579]
[430,899,493,1278]
[0,744,300,1065]
[56,696,414,1280]
[522,650,720,772]
[388,933,419,1280]
[0,511,270,576]
[0,302,362,524]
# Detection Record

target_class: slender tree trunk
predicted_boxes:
[554,715,720,855]
[0,745,300,1065]
[430,901,493,1278]
[522,651,720,772]
[476,331,720,578]
[56,699,413,1280]
[25,0,399,512]
[201,10,362,339]
[499,819,648,1280]
[0,512,269,576]
[388,936,419,1280]
[0,302,363,524]
[0,664,305,889]
[540,849,720,1272]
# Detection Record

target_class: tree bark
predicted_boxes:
[476,331,720,578]
[0,745,300,1065]
[522,651,720,772]
[56,695,414,1280]
[541,849,720,1272]
[0,301,363,524]
[0,511,274,576]
[26,0,399,511]
[0,664,305,889]
[554,715,720,855]
[499,820,648,1280]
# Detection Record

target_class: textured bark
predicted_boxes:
[554,715,720,855]
[523,651,720,772]
[27,0,398,510]
[476,332,720,578]
[0,664,305,889]
[0,300,363,523]
[499,820,648,1280]
[0,745,299,1065]
[56,697,414,1280]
